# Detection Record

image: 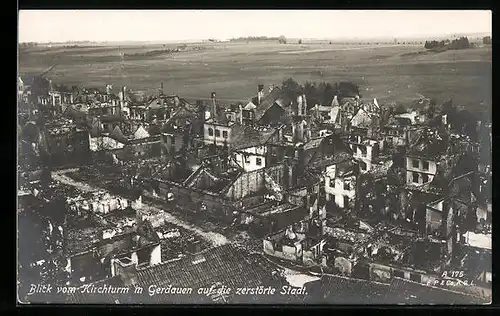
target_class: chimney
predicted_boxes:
[292,119,305,143]
[106,84,112,95]
[160,82,164,95]
[305,124,311,142]
[211,92,217,119]
[269,85,274,94]
[295,143,305,176]
[296,95,303,116]
[239,104,243,124]
[332,95,339,106]
[257,84,264,105]
[188,240,203,254]
[287,161,297,189]
[120,86,126,109]
[302,94,307,116]
[112,258,138,286]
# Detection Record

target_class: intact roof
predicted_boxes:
[65,245,288,304]
[254,86,283,122]
[133,244,284,302]
[230,124,277,151]
[303,274,488,304]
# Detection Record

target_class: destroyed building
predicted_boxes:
[63,195,161,285]
[44,118,91,167]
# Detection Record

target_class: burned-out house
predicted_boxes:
[202,93,238,147]
[344,133,386,173]
[229,125,281,172]
[263,218,327,266]
[88,118,162,161]
[404,128,474,188]
[160,103,199,157]
[44,118,91,167]
[63,192,161,284]
[240,86,288,127]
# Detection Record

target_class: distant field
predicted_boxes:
[19,42,491,113]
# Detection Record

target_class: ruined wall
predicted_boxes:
[325,174,356,208]
[225,164,287,201]
[426,208,443,234]
[233,146,267,172]
[190,170,219,191]
[226,169,265,200]
[405,157,438,185]
[158,180,236,222]
[369,263,392,283]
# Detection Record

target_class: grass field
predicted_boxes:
[19,41,491,112]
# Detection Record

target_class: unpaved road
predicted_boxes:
[52,168,229,247]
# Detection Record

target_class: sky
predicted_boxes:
[18,10,492,43]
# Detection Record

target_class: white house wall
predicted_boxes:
[89,135,126,152]
[325,175,356,208]
[233,146,267,172]
[203,124,232,146]
[149,244,162,266]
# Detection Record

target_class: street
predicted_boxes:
[52,168,230,248]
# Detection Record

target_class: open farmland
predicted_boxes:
[19,41,491,113]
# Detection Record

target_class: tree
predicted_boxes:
[282,78,303,99]
[322,83,336,105]
[298,39,302,44]
[278,36,287,44]
[337,82,360,99]
[303,81,319,107]
[483,36,492,45]
[424,98,437,118]
[393,104,407,114]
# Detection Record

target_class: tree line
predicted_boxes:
[281,78,360,106]
[229,36,288,44]
[424,37,473,51]
[482,36,492,45]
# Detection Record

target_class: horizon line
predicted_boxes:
[19,31,492,45]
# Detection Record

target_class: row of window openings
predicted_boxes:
[329,194,350,208]
[412,172,429,184]
[208,128,228,139]
[412,159,430,170]
[329,180,351,190]
[244,156,262,166]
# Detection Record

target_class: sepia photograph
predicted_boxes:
[17,9,492,305]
